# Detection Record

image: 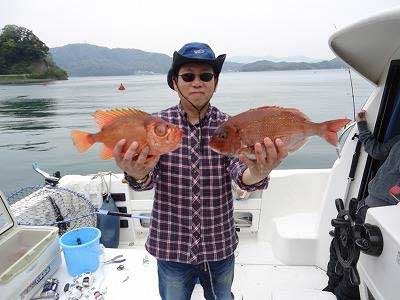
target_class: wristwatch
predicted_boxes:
[124,172,150,188]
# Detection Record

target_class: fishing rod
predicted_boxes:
[348,68,356,121]
[97,209,151,220]
[343,68,362,207]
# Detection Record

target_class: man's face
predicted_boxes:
[173,63,216,109]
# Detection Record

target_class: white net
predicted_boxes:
[7,185,96,235]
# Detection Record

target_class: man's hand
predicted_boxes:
[113,139,159,180]
[356,110,367,122]
[239,137,288,184]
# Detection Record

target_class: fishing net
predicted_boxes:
[7,185,97,235]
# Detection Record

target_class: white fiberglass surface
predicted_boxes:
[52,242,327,299]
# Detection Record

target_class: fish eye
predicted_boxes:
[217,129,228,139]
[155,124,167,136]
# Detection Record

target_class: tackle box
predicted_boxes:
[0,189,61,299]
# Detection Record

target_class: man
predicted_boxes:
[113,42,288,300]
[324,110,400,300]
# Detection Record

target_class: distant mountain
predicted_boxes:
[239,58,345,72]
[50,44,172,76]
[50,44,246,76]
[222,61,243,72]
[229,55,324,64]
[49,43,345,77]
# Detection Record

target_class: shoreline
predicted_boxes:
[0,78,56,85]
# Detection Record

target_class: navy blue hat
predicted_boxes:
[167,42,226,90]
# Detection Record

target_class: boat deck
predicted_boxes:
[54,240,328,299]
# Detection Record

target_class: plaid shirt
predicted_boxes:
[127,104,268,264]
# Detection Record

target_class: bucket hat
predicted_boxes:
[167,42,226,89]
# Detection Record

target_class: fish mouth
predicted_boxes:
[208,139,222,154]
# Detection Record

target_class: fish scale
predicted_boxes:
[240,117,306,146]
[209,106,350,158]
[71,108,182,160]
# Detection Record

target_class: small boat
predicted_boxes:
[118,83,125,91]
[3,7,400,300]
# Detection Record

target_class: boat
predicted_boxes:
[3,7,400,300]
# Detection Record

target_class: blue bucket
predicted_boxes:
[59,227,102,277]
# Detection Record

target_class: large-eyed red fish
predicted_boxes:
[71,108,182,159]
[209,106,350,158]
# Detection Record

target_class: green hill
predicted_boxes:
[0,25,67,82]
[50,44,171,76]
[239,58,345,72]
[49,43,346,76]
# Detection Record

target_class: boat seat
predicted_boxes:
[271,213,318,265]
[272,289,336,300]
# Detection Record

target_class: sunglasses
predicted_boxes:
[178,72,214,82]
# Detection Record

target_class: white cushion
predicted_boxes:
[271,213,318,265]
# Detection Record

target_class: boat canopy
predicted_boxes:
[329,7,400,85]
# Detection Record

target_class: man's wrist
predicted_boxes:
[242,168,269,186]
[133,173,150,183]
[124,172,151,188]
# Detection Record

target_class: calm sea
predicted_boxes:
[0,69,374,195]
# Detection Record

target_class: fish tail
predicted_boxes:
[320,118,351,146]
[100,146,114,160]
[71,129,94,152]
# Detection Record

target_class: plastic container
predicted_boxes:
[0,190,61,300]
[59,227,101,276]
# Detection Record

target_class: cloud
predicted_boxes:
[1,0,399,59]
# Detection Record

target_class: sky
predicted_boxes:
[1,0,400,60]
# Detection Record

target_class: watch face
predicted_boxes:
[125,174,143,188]
[125,172,152,189]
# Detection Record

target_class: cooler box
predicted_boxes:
[0,190,61,299]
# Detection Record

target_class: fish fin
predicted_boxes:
[238,145,259,160]
[288,137,308,152]
[244,154,256,160]
[321,118,351,146]
[252,105,275,110]
[283,108,310,121]
[255,106,311,121]
[93,108,149,128]
[71,130,94,152]
[100,146,114,160]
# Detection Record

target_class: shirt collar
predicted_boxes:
[178,102,213,126]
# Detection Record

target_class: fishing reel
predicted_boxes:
[330,198,383,286]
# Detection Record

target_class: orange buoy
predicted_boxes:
[118,83,125,91]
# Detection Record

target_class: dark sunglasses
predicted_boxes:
[178,72,214,82]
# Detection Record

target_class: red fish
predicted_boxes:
[209,106,350,159]
[71,108,182,159]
